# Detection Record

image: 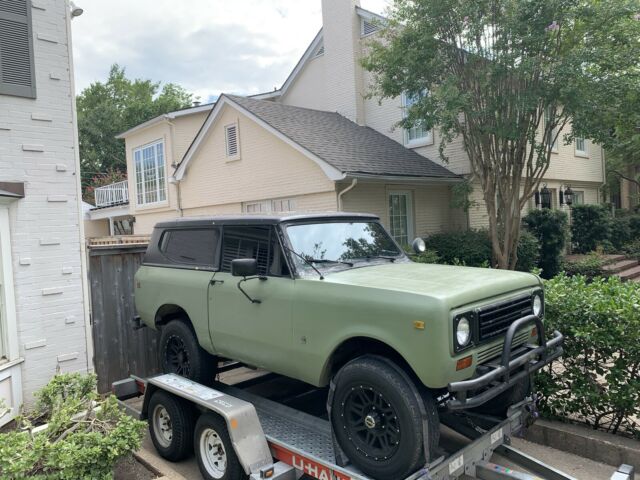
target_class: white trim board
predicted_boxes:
[0,207,19,362]
[174,95,345,182]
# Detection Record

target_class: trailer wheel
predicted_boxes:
[160,319,217,385]
[194,413,247,480]
[148,390,195,461]
[330,355,439,480]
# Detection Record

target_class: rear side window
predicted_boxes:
[159,228,220,269]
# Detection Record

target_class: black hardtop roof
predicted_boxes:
[155,212,380,229]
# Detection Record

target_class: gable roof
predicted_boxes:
[115,102,216,139]
[175,94,459,182]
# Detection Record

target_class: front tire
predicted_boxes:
[159,319,218,385]
[194,413,247,480]
[330,355,439,480]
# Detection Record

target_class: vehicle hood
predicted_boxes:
[324,262,541,309]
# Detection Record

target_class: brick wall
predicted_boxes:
[0,0,89,403]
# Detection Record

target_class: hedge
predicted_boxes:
[536,275,640,438]
[570,205,640,253]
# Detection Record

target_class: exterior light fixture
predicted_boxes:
[564,185,574,206]
[540,184,552,209]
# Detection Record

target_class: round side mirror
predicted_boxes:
[411,237,426,254]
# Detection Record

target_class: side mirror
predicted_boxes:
[231,258,258,277]
[411,237,426,254]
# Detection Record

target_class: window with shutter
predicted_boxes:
[0,0,36,98]
[225,124,239,158]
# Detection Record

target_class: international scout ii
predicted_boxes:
[134,213,562,479]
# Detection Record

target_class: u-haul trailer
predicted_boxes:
[113,373,634,480]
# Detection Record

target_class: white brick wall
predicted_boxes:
[0,0,89,404]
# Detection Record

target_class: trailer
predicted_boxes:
[114,372,635,480]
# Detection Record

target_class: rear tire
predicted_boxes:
[194,413,247,480]
[330,355,439,480]
[148,390,195,461]
[159,319,218,385]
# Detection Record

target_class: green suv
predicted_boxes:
[135,213,562,479]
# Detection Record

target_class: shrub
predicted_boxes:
[424,230,492,267]
[561,253,607,279]
[522,209,568,279]
[405,247,440,264]
[515,230,540,272]
[0,373,145,479]
[570,204,611,253]
[536,275,640,438]
[609,216,633,251]
[623,239,640,259]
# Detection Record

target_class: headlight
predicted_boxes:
[456,317,471,347]
[532,292,543,317]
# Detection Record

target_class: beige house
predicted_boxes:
[90,0,606,243]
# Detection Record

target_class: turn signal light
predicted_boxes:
[456,355,473,371]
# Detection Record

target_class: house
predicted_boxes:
[0,0,91,424]
[93,0,605,244]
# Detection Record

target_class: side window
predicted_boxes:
[221,226,290,277]
[160,228,220,269]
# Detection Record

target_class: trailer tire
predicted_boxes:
[194,413,247,480]
[160,319,217,385]
[148,390,195,461]
[330,355,439,480]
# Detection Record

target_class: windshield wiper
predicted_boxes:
[310,258,354,267]
[282,245,325,280]
[368,255,397,262]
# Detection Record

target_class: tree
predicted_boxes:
[363,0,640,269]
[77,64,192,195]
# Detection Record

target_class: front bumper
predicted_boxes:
[447,314,563,410]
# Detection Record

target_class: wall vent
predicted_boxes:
[361,19,379,36]
[225,124,239,157]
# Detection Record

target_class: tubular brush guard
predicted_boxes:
[447,314,563,410]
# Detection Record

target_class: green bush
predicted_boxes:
[623,238,640,259]
[561,253,607,279]
[515,230,540,273]
[609,216,633,251]
[424,230,492,267]
[405,247,440,264]
[0,373,145,479]
[570,204,611,253]
[537,275,640,438]
[523,209,568,278]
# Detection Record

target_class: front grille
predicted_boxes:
[477,329,530,364]
[477,294,533,342]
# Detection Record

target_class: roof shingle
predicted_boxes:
[227,95,459,179]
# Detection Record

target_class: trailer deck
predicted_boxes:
[114,372,635,480]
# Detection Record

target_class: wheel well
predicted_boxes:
[325,337,419,385]
[154,304,191,328]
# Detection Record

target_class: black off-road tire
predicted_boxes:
[194,413,248,480]
[159,319,218,385]
[330,355,440,480]
[148,390,195,461]
[475,375,531,417]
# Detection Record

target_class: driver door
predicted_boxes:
[208,225,295,373]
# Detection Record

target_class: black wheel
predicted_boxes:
[148,390,195,461]
[159,320,218,385]
[330,355,440,480]
[475,375,531,417]
[194,413,247,480]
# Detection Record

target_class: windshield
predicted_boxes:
[285,221,403,272]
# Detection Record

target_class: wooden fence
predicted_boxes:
[88,244,160,393]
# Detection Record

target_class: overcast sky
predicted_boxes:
[71,0,389,103]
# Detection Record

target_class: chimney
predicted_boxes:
[321,0,364,124]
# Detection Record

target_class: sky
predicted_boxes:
[71,0,389,103]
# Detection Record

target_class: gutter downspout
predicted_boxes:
[167,119,183,217]
[337,178,358,211]
[65,2,94,373]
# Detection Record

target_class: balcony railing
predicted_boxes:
[94,181,129,208]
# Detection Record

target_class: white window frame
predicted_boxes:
[574,137,588,157]
[401,92,433,148]
[572,190,585,205]
[387,191,415,246]
[0,206,19,364]
[133,140,167,207]
[224,123,240,161]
